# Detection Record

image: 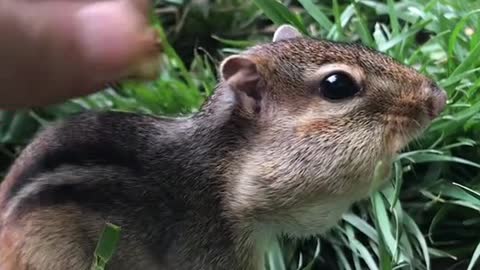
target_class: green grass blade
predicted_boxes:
[378,20,432,52]
[402,152,480,168]
[331,242,353,270]
[403,214,430,270]
[386,0,400,35]
[449,40,480,78]
[344,226,362,270]
[266,239,287,270]
[353,239,379,270]
[391,161,403,209]
[328,3,355,40]
[91,223,121,270]
[352,2,374,47]
[343,213,379,243]
[428,205,451,243]
[452,182,480,201]
[211,36,256,48]
[0,111,39,144]
[331,0,345,40]
[447,9,480,73]
[252,0,306,33]
[371,192,396,259]
[298,0,333,30]
[467,241,480,270]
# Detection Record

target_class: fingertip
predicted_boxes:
[128,0,151,15]
[74,1,161,82]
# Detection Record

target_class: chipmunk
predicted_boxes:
[0,25,447,270]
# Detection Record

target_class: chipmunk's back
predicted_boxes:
[0,111,202,269]
[0,24,447,270]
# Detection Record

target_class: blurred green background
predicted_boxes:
[2,0,480,269]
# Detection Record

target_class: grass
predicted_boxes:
[91,223,121,270]
[1,0,480,269]
[252,1,480,269]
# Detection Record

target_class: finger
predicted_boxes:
[74,0,162,81]
[127,0,151,16]
[0,0,162,108]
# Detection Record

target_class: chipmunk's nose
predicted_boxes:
[429,84,447,119]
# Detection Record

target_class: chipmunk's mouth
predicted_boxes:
[385,86,447,154]
[384,115,427,154]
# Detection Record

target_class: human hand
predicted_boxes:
[0,0,162,109]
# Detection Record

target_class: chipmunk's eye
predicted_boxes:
[320,72,360,100]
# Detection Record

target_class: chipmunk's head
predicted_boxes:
[220,25,446,236]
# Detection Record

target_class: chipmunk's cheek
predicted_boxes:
[383,115,412,154]
[295,119,335,136]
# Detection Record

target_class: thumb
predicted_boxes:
[0,0,162,109]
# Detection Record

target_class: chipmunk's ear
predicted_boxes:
[273,24,302,42]
[220,55,262,114]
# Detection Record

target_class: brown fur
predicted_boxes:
[1,206,98,270]
[296,119,336,135]
[0,25,446,269]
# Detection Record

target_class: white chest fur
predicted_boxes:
[282,198,353,237]
[256,196,357,239]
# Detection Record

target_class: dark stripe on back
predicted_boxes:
[5,111,152,202]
